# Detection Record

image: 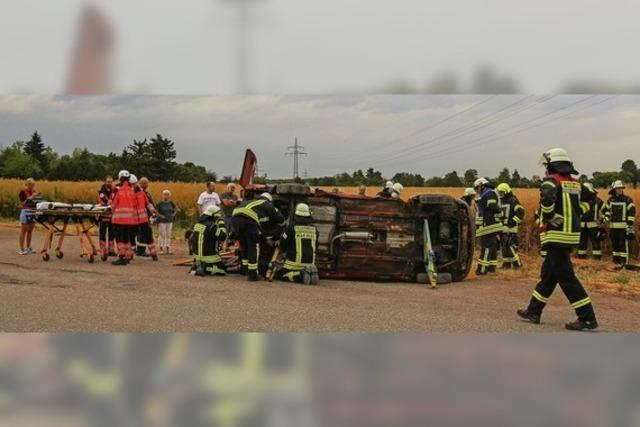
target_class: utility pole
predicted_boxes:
[285,137,307,179]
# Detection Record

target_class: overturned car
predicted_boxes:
[238,150,475,284]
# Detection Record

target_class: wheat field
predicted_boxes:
[1,179,639,247]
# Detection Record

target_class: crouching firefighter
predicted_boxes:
[605,180,636,266]
[518,148,598,331]
[231,193,285,282]
[189,205,228,276]
[577,182,606,260]
[474,178,503,275]
[275,203,320,285]
[497,183,524,269]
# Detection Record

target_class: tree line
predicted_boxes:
[0,132,217,182]
[304,160,640,189]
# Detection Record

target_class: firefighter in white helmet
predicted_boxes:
[474,177,503,275]
[377,181,395,198]
[604,180,636,265]
[577,182,606,260]
[518,148,598,331]
[390,183,404,199]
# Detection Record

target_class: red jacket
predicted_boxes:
[135,189,150,225]
[97,184,116,223]
[111,182,137,225]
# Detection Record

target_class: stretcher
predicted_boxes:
[32,202,110,263]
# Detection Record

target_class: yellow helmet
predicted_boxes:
[294,203,311,217]
[463,188,476,197]
[496,183,512,194]
[583,182,596,194]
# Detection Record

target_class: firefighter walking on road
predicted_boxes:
[474,178,503,275]
[497,183,525,269]
[518,148,598,331]
[189,205,228,276]
[231,193,285,282]
[604,180,636,266]
[275,203,320,285]
[577,182,606,260]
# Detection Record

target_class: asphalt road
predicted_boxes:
[1,227,639,332]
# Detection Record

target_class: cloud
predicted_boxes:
[0,95,637,180]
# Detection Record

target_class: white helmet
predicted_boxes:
[392,182,404,194]
[539,148,572,167]
[129,174,138,185]
[611,180,625,190]
[464,188,476,197]
[473,177,489,189]
[203,205,221,216]
[118,170,130,180]
[260,192,273,202]
[385,180,394,189]
[295,203,311,217]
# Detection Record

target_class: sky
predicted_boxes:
[0,95,639,180]
[1,0,640,94]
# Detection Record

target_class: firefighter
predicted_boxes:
[111,170,137,265]
[577,182,606,260]
[132,176,158,261]
[461,188,476,207]
[189,205,228,276]
[231,193,285,281]
[275,203,320,285]
[497,183,524,269]
[377,181,394,198]
[474,177,503,275]
[517,148,598,331]
[97,175,117,260]
[390,182,404,199]
[604,180,636,266]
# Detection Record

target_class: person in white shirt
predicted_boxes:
[197,181,221,214]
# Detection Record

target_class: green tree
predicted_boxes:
[621,159,638,189]
[463,169,478,187]
[442,171,463,187]
[23,131,48,176]
[0,142,42,178]
[496,167,511,185]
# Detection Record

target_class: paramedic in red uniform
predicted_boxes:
[97,175,117,260]
[110,170,137,265]
[132,175,158,261]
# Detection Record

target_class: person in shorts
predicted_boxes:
[18,178,38,255]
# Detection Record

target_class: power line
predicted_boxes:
[322,95,497,162]
[285,136,307,179]
[401,95,615,166]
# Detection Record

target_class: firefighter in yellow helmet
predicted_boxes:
[577,182,606,260]
[518,148,598,331]
[604,180,636,266]
[275,203,320,285]
[474,177,503,275]
[497,183,525,269]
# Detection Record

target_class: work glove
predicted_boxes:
[626,228,636,241]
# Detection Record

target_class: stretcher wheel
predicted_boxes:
[56,251,64,259]
[88,254,95,263]
[101,253,108,262]
[42,253,50,262]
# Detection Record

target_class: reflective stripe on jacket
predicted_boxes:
[111,182,138,225]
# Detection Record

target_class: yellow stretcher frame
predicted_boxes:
[33,209,104,263]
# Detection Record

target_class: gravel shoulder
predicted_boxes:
[1,227,639,332]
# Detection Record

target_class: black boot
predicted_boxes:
[501,262,512,270]
[565,318,598,331]
[247,270,261,282]
[111,257,129,266]
[517,308,540,324]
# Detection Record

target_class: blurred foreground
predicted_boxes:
[1,334,640,427]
